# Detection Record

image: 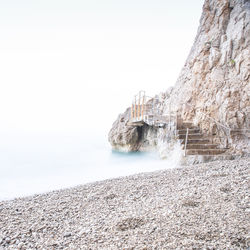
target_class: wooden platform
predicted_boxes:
[127,121,144,127]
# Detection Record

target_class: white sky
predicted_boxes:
[0,0,204,135]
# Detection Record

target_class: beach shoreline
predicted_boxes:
[0,157,249,249]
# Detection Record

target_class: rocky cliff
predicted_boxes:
[109,0,250,158]
[165,0,250,130]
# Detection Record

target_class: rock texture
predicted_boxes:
[108,108,175,155]
[164,0,250,131]
[108,108,162,152]
[108,108,140,152]
[109,0,250,156]
[0,158,249,249]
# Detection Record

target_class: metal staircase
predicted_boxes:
[177,122,228,156]
[128,91,249,158]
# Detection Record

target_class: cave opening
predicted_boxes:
[136,126,143,143]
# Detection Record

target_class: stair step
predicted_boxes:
[185,144,218,149]
[230,129,250,132]
[178,126,199,130]
[230,129,250,135]
[182,121,193,126]
[178,121,198,129]
[178,134,203,139]
[180,139,210,144]
[186,149,227,155]
[180,122,198,129]
[177,129,200,135]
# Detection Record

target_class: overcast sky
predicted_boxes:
[0,0,204,135]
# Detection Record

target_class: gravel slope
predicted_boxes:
[0,158,249,249]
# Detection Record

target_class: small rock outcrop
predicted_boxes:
[109,0,250,158]
[108,108,140,152]
[108,108,160,152]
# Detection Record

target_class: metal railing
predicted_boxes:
[130,91,180,133]
[130,90,154,123]
[183,102,231,138]
[130,91,180,131]
[181,103,249,145]
[129,91,249,155]
[184,128,189,156]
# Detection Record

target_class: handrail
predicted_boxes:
[183,102,231,133]
[184,128,189,156]
[199,110,230,131]
[132,94,231,133]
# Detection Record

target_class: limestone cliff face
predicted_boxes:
[164,0,250,130]
[109,0,250,155]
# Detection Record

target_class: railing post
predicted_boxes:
[184,128,189,157]
[152,98,154,125]
[131,102,133,119]
[138,92,141,120]
[169,102,171,130]
[175,111,177,137]
[142,94,145,121]
[134,96,137,121]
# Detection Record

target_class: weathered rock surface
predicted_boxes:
[0,158,249,249]
[109,108,164,152]
[109,0,250,156]
[165,0,250,130]
[108,108,178,155]
[108,108,140,152]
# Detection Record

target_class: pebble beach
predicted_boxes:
[0,158,249,249]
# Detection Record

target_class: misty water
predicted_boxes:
[0,131,179,201]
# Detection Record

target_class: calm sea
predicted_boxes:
[0,131,179,201]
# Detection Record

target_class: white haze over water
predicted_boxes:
[0,132,180,201]
[0,1,204,200]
